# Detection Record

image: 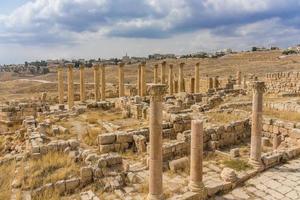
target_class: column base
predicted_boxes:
[249,159,264,171]
[147,193,164,200]
[189,181,207,199]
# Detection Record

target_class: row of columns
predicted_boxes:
[59,61,223,106]
[58,62,247,109]
[148,81,266,199]
[57,63,106,109]
[144,62,201,95]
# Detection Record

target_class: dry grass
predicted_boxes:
[32,189,61,200]
[0,161,16,199]
[222,159,252,171]
[263,108,300,122]
[83,126,100,146]
[23,152,80,189]
[0,136,5,153]
[206,112,246,124]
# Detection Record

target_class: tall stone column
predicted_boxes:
[148,84,167,200]
[249,81,265,169]
[189,120,205,198]
[141,62,146,97]
[118,62,125,97]
[79,65,85,102]
[154,64,159,84]
[100,64,106,101]
[237,71,241,85]
[93,64,100,102]
[243,75,247,89]
[179,62,185,92]
[208,77,213,90]
[161,61,167,84]
[174,80,178,93]
[138,64,142,96]
[213,76,219,89]
[67,64,74,109]
[195,63,200,93]
[168,64,174,95]
[190,77,195,93]
[57,66,64,104]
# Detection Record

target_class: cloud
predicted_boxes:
[1,0,300,45]
[1,0,300,64]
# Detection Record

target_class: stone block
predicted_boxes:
[98,133,116,145]
[290,129,300,139]
[169,157,189,172]
[100,144,115,153]
[80,167,93,185]
[116,132,133,143]
[54,180,66,194]
[65,178,80,192]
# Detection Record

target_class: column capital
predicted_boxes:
[93,63,100,70]
[180,62,185,67]
[169,64,173,68]
[251,81,265,93]
[148,84,167,101]
[118,62,125,67]
[57,65,63,71]
[141,61,146,66]
[154,64,158,68]
[161,61,166,66]
[66,63,74,69]
[79,64,85,69]
[195,62,200,67]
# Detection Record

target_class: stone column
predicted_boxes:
[213,76,219,89]
[168,64,174,95]
[189,120,205,197]
[249,81,265,169]
[195,63,200,93]
[154,64,159,84]
[161,61,166,84]
[148,84,167,200]
[208,77,213,90]
[273,134,280,150]
[237,71,241,85]
[243,75,247,89]
[93,64,100,102]
[57,66,64,104]
[118,62,125,97]
[179,63,185,92]
[190,77,195,93]
[100,64,106,101]
[67,64,74,109]
[79,65,85,102]
[174,80,178,93]
[138,64,142,96]
[141,62,146,97]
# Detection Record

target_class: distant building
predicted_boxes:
[148,53,176,60]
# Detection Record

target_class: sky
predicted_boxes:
[0,0,300,64]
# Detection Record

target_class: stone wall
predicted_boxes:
[262,117,300,142]
[265,71,300,95]
[98,122,175,153]
[264,101,300,113]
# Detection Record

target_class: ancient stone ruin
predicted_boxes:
[1,61,300,200]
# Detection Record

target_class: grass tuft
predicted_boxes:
[223,159,252,171]
[0,161,16,199]
[24,151,80,189]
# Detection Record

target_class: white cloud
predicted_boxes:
[0,0,300,63]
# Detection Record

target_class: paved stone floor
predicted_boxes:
[214,158,300,200]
